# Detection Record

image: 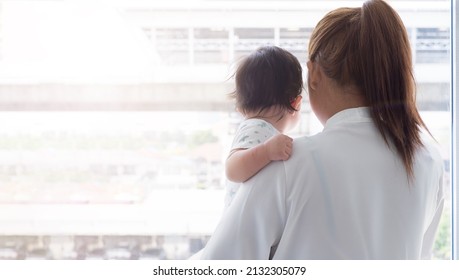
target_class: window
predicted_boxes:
[194,28,230,64]
[156,28,189,65]
[416,28,450,63]
[234,28,275,60]
[0,0,453,260]
[452,0,458,259]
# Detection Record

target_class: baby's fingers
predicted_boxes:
[283,146,292,160]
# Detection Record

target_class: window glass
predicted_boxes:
[156,28,189,65]
[279,27,311,64]
[234,28,275,60]
[416,28,450,63]
[194,28,230,64]
[0,0,452,260]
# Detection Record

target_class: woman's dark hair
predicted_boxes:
[308,0,429,179]
[231,45,303,115]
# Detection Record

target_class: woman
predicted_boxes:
[201,0,444,259]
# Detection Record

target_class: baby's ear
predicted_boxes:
[291,95,302,111]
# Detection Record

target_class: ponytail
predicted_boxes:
[309,0,429,180]
[360,0,428,179]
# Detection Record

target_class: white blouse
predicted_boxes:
[201,107,445,259]
[225,118,279,209]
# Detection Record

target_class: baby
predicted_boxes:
[225,45,303,208]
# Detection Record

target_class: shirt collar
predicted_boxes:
[324,107,372,130]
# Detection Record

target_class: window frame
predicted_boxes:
[452,0,458,260]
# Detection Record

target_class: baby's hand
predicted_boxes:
[264,134,293,161]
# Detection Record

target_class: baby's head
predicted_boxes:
[232,46,303,118]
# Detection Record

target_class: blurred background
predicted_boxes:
[0,0,452,259]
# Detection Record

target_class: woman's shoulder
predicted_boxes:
[419,133,444,167]
[292,133,327,150]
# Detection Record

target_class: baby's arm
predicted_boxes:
[225,134,293,183]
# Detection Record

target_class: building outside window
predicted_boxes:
[0,0,453,260]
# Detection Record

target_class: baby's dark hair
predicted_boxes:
[231,45,303,115]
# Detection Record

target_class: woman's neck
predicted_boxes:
[322,83,368,124]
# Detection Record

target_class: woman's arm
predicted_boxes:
[421,175,445,259]
[225,134,293,183]
[201,161,287,259]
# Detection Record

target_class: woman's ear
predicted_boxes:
[307,61,321,91]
